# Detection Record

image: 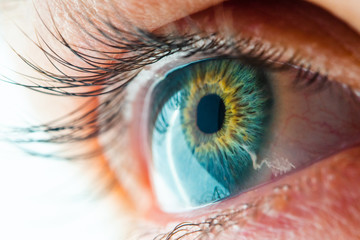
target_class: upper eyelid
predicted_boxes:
[2,4,360,101]
[1,1,356,100]
[3,0,360,155]
[2,0,356,100]
[32,0,360,93]
[14,3,292,97]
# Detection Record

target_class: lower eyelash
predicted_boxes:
[290,64,330,92]
[144,185,290,240]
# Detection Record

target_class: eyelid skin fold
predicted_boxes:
[309,0,360,35]
[162,0,360,91]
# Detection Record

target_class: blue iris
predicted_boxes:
[149,58,273,210]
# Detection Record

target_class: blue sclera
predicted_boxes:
[149,58,273,211]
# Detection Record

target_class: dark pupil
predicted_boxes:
[196,94,225,134]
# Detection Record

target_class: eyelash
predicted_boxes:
[4,6,330,160]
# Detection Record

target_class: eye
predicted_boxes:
[133,48,360,212]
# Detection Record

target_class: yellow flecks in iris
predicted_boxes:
[243,135,248,141]
[219,80,227,92]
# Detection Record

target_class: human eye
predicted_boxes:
[1,0,360,239]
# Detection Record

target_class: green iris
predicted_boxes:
[150,58,273,208]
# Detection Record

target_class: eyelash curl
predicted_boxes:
[0,2,328,160]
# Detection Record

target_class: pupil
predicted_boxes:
[196,94,225,134]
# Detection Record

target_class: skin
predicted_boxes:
[0,0,360,239]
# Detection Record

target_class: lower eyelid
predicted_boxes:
[138,146,360,240]
[97,100,156,214]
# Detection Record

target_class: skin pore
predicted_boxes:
[0,0,360,239]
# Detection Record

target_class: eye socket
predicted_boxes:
[135,55,360,213]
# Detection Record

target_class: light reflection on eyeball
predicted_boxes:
[137,57,360,213]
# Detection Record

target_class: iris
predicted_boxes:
[150,59,273,210]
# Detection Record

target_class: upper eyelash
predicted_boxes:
[0,4,325,159]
